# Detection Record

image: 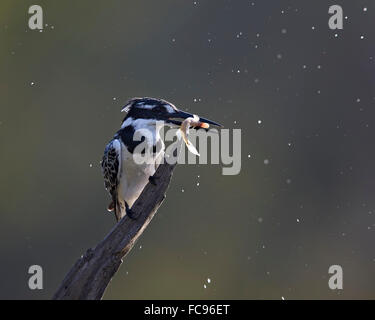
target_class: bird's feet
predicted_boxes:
[125,201,137,220]
[148,174,159,186]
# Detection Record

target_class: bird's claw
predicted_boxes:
[125,201,137,220]
[149,175,158,186]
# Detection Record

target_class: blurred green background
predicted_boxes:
[1,0,374,299]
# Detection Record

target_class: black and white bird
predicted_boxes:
[101,97,221,221]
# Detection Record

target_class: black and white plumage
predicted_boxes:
[101,97,221,221]
[101,139,122,216]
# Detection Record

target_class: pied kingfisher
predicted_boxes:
[101,97,221,221]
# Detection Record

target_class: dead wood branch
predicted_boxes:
[53,162,176,300]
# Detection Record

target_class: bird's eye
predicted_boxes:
[154,106,165,112]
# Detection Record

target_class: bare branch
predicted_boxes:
[52,162,177,300]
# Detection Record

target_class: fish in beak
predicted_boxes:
[166,110,222,128]
[167,111,222,156]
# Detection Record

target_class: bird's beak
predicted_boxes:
[166,110,222,127]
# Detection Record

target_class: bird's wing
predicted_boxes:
[101,139,122,220]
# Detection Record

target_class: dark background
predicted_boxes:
[1,0,374,299]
